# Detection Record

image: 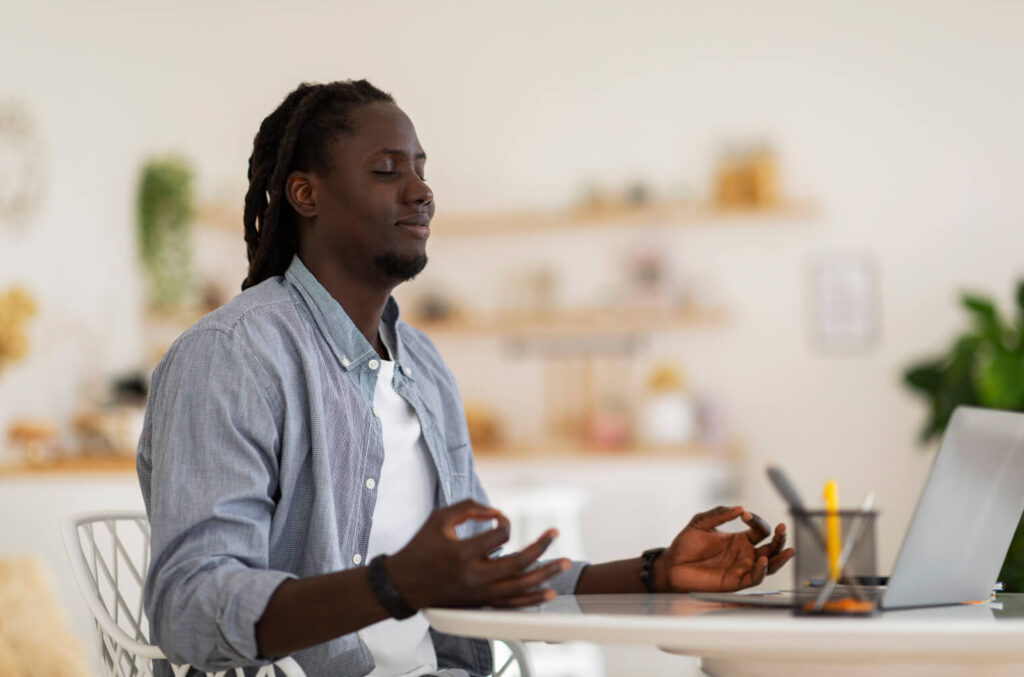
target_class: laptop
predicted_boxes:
[694,406,1024,610]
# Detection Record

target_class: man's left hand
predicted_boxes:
[653,505,794,593]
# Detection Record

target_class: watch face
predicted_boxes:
[0,101,48,232]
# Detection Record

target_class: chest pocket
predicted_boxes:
[394,367,477,504]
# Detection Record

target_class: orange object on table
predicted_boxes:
[802,596,876,615]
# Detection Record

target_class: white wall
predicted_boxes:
[2,0,1024,574]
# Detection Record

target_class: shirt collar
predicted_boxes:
[284,255,407,373]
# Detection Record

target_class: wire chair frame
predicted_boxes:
[61,512,305,677]
[62,511,535,677]
[492,638,535,677]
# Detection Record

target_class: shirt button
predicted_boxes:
[402,366,412,377]
[372,407,381,418]
[341,357,350,368]
[368,359,380,370]
[366,478,376,490]
[353,553,362,565]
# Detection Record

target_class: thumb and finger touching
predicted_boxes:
[742,511,772,543]
[441,501,508,539]
[689,505,745,530]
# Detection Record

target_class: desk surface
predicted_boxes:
[426,593,1024,677]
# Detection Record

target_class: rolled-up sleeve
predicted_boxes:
[139,327,295,670]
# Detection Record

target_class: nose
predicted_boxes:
[404,175,433,206]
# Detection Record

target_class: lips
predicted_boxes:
[395,213,431,239]
[396,214,431,227]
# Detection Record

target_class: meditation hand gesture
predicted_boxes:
[653,505,794,593]
[389,500,570,610]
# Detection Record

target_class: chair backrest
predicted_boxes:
[61,511,305,677]
[486,485,589,560]
[62,511,536,677]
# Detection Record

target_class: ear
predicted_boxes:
[284,171,317,218]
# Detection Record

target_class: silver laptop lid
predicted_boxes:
[883,406,1024,608]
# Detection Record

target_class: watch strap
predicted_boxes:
[640,547,666,593]
[366,554,416,620]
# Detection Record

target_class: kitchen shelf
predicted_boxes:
[473,440,741,460]
[431,200,818,237]
[194,200,819,236]
[408,305,727,337]
[0,454,136,477]
[0,441,739,476]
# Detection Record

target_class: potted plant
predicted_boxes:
[136,155,194,310]
[903,281,1024,591]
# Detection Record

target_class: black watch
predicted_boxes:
[640,547,666,593]
[367,554,416,620]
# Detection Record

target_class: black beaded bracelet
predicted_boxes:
[640,547,666,593]
[366,554,416,620]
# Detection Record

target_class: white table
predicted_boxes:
[425,593,1024,677]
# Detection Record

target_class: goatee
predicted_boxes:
[374,252,428,282]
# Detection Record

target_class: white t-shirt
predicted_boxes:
[361,359,440,676]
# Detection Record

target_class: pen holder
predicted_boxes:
[790,508,879,616]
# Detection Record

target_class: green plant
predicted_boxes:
[903,280,1024,591]
[136,155,194,308]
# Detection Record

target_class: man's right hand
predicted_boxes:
[387,499,569,610]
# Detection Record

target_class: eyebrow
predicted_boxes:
[378,148,427,161]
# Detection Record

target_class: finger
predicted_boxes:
[484,530,559,580]
[767,547,795,575]
[489,588,555,608]
[439,501,506,537]
[772,523,787,550]
[688,505,745,531]
[487,559,570,599]
[754,523,787,559]
[742,511,772,544]
[440,498,490,515]
[458,514,512,556]
[740,555,768,589]
[725,552,766,591]
[440,499,504,523]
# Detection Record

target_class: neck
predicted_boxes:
[297,252,394,359]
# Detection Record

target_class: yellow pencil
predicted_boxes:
[824,479,841,581]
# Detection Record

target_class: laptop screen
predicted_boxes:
[883,406,1024,608]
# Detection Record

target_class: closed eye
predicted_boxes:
[373,170,427,181]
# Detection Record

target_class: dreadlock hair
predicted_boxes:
[241,80,395,290]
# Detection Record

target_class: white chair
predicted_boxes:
[487,485,604,677]
[492,639,535,677]
[62,511,534,677]
[61,511,305,677]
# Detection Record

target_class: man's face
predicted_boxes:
[303,101,434,287]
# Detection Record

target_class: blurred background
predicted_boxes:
[2,1,1024,675]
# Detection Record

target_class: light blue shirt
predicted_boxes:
[137,256,587,675]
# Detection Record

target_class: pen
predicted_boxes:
[766,466,827,550]
[813,492,875,611]
[824,479,841,581]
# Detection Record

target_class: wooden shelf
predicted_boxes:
[432,200,818,237]
[473,440,741,460]
[0,454,137,477]
[194,200,819,236]
[0,442,739,477]
[195,204,244,233]
[408,306,727,337]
